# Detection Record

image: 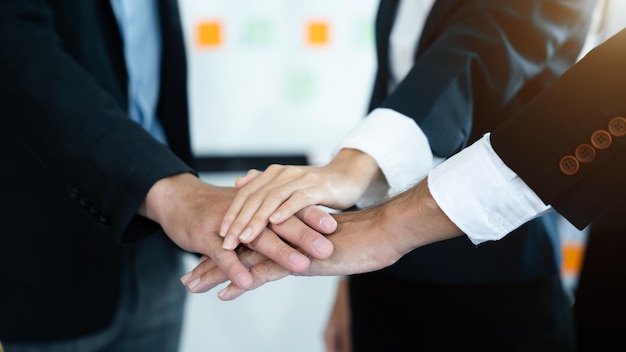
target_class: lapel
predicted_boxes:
[416,0,462,55]
[376,0,400,62]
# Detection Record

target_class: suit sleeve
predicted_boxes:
[491,29,626,230]
[0,1,194,243]
[378,0,597,158]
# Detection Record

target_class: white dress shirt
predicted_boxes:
[429,134,551,244]
[336,0,547,244]
[336,0,438,208]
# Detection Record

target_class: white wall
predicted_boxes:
[180,0,378,160]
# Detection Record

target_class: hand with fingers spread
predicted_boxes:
[220,148,384,251]
[139,172,337,290]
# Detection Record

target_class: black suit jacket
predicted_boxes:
[366,0,597,283]
[0,0,194,341]
[492,28,626,230]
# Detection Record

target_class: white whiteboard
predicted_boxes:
[179,0,378,163]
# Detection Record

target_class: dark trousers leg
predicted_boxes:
[574,208,626,351]
[349,271,574,352]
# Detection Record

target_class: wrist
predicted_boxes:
[380,177,462,252]
[330,148,383,191]
[139,172,197,224]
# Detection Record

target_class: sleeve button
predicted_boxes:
[608,116,626,137]
[574,144,596,163]
[591,130,612,149]
[559,155,579,175]
[98,214,110,224]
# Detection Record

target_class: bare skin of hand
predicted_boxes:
[185,177,463,300]
[138,172,337,290]
[220,148,383,250]
[324,278,353,352]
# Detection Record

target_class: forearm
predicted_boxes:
[374,176,463,253]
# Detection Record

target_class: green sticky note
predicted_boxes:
[287,73,314,101]
[244,19,272,46]
[355,18,374,46]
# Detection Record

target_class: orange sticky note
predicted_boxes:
[561,242,585,275]
[307,21,329,45]
[197,21,222,48]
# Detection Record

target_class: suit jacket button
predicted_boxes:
[559,155,579,175]
[69,187,80,200]
[591,130,612,149]
[608,116,626,137]
[575,144,596,163]
[98,214,110,224]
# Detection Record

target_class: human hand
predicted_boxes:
[180,207,318,293]
[187,177,463,299]
[324,278,353,352]
[220,149,382,251]
[187,207,403,299]
[139,173,337,290]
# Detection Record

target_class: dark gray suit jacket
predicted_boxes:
[0,0,194,341]
[365,0,598,283]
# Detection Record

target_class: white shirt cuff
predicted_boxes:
[335,108,433,207]
[428,133,551,245]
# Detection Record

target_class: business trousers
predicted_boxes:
[573,199,626,351]
[3,234,187,352]
[349,270,574,352]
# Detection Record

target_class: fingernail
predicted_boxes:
[236,272,252,288]
[188,278,200,290]
[269,212,281,223]
[219,222,230,238]
[199,256,208,262]
[290,252,309,269]
[313,238,333,256]
[320,215,337,231]
[218,287,228,299]
[239,227,253,242]
[180,272,192,285]
[222,236,237,250]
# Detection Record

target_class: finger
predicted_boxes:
[200,233,254,289]
[234,169,262,189]
[185,248,269,293]
[223,166,303,248]
[238,182,330,244]
[220,169,271,240]
[268,211,334,260]
[183,257,226,293]
[295,205,338,234]
[246,227,312,272]
[180,256,217,285]
[221,166,291,248]
[217,260,290,301]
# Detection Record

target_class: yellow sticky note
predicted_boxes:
[307,21,329,45]
[197,21,222,48]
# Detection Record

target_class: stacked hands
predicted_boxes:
[172,149,461,300]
